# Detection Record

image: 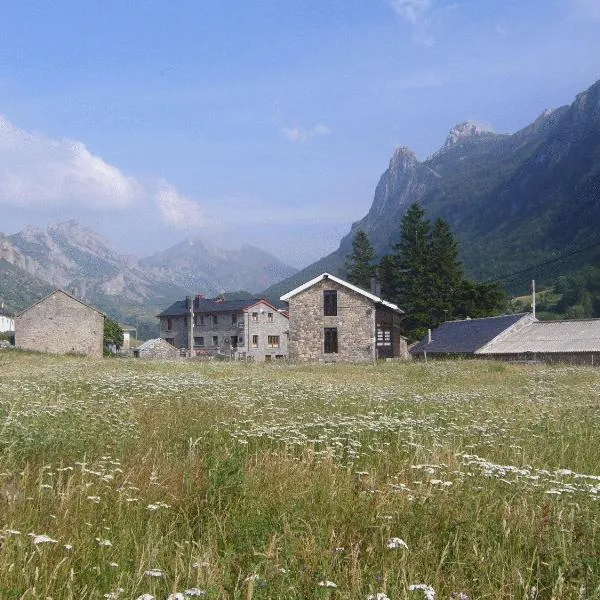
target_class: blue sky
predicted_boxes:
[1,0,599,267]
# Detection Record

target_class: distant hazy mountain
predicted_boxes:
[141,237,297,296]
[0,221,296,331]
[265,78,600,298]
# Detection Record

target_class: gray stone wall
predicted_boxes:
[136,338,180,359]
[15,291,104,357]
[242,302,289,361]
[288,278,375,362]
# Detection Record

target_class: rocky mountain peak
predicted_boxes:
[440,121,495,152]
[389,146,419,170]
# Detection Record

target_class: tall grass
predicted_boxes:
[0,351,599,599]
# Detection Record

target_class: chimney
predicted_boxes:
[370,276,381,297]
[427,329,432,344]
[185,296,192,309]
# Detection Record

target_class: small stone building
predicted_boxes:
[15,290,105,357]
[134,338,180,359]
[281,272,406,362]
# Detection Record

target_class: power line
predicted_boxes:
[485,240,600,284]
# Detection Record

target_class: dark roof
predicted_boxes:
[410,314,530,355]
[157,297,276,317]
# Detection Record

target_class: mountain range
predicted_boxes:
[0,221,297,335]
[264,78,600,298]
[2,78,599,332]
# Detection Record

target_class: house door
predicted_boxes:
[231,336,238,349]
[376,327,393,358]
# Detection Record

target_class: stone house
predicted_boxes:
[280,273,406,362]
[158,295,289,361]
[133,337,180,359]
[15,290,105,357]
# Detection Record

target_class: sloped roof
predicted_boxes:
[280,272,403,313]
[157,297,282,317]
[410,314,532,355]
[478,319,600,354]
[15,289,105,318]
[136,338,177,352]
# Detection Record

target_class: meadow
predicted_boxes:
[0,351,599,599]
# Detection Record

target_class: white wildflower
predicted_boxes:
[87,495,101,503]
[64,544,73,550]
[409,584,436,599]
[184,590,207,597]
[368,594,390,600]
[167,594,185,600]
[144,569,164,577]
[135,595,155,600]
[318,580,338,588]
[387,537,408,550]
[30,533,57,545]
[96,537,112,547]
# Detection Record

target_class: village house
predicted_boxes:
[133,337,180,360]
[280,273,406,362]
[0,303,14,333]
[158,295,289,361]
[410,314,535,359]
[411,314,600,365]
[14,289,105,357]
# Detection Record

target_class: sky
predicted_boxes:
[1,0,599,268]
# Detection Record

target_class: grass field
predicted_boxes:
[1,351,599,599]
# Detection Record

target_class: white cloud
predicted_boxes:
[389,0,432,24]
[281,122,332,143]
[0,115,141,210]
[388,0,436,46]
[155,181,211,230]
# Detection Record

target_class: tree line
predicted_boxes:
[345,203,506,341]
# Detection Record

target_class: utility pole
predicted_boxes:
[531,279,536,319]
[189,297,194,358]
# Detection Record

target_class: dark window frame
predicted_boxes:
[324,327,338,354]
[323,290,338,316]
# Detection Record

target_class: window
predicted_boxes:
[232,313,237,325]
[212,315,218,326]
[200,315,205,326]
[184,316,188,327]
[251,335,259,348]
[324,328,338,354]
[166,318,172,330]
[267,335,280,348]
[252,312,258,322]
[212,335,218,346]
[376,329,391,347]
[265,355,272,362]
[194,336,204,347]
[165,337,175,346]
[267,312,273,322]
[324,290,338,316]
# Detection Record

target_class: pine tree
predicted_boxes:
[345,229,376,290]
[390,203,431,339]
[428,218,463,325]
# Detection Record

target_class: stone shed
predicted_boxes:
[281,272,406,362]
[15,290,105,357]
[134,338,180,359]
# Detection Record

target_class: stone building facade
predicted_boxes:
[15,290,105,357]
[134,337,180,359]
[158,296,289,361]
[281,273,406,362]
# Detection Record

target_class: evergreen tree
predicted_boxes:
[378,202,506,340]
[390,203,431,339]
[345,229,376,290]
[428,218,463,324]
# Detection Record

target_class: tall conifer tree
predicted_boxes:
[345,229,376,290]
